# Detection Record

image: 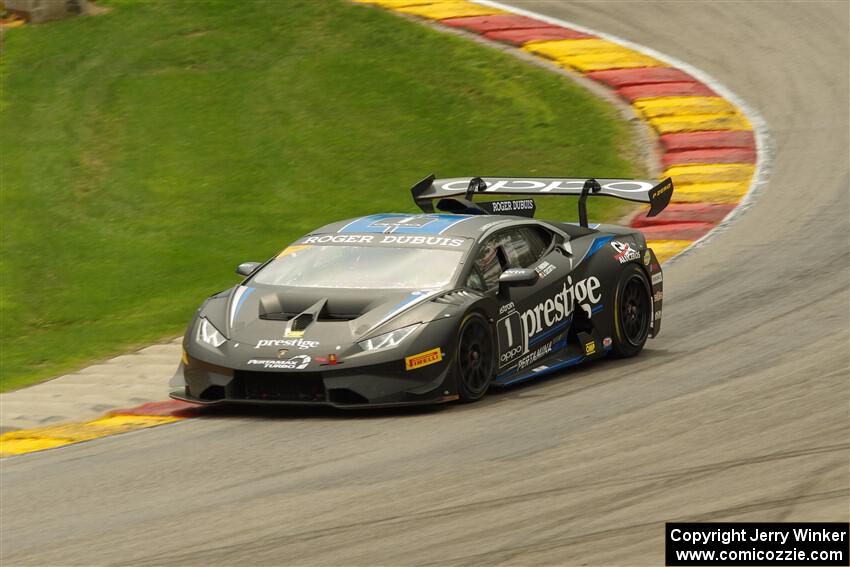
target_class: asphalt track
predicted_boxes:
[2,2,848,565]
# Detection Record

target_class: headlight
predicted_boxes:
[196,317,226,348]
[358,324,420,352]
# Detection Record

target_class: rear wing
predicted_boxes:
[411,175,674,227]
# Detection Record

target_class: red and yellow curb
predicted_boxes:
[0,400,199,457]
[354,0,759,263]
[0,15,26,29]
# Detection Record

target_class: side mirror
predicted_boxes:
[236,262,261,277]
[498,268,538,295]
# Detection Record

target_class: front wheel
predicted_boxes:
[456,313,496,402]
[610,264,652,358]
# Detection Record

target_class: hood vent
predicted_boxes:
[259,296,361,323]
[289,311,314,333]
[257,297,358,324]
[259,312,293,321]
[258,289,413,323]
[284,298,327,335]
[260,311,359,322]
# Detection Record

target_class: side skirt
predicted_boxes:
[492,341,611,387]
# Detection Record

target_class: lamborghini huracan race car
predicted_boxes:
[170,175,673,407]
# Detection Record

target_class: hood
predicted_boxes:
[204,284,450,356]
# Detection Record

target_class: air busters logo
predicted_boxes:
[611,241,641,264]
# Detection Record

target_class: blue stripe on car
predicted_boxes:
[360,290,437,337]
[586,235,613,258]
[494,338,568,385]
[495,367,518,382]
[228,286,254,328]
[528,317,571,347]
[500,354,585,386]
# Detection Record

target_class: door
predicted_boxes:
[466,226,571,371]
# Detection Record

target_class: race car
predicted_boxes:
[170,174,672,408]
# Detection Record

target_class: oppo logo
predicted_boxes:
[438,179,653,193]
[500,344,523,362]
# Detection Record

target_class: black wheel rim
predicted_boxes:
[621,276,650,347]
[458,319,494,395]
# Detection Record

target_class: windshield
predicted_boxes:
[252,245,464,289]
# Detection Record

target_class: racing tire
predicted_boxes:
[456,313,496,402]
[610,264,652,358]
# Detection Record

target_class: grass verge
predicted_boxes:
[0,0,641,391]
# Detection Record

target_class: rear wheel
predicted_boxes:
[611,264,652,358]
[456,313,495,402]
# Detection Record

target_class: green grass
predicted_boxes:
[0,0,641,391]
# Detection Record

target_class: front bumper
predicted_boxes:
[169,355,458,409]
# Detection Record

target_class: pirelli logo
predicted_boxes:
[405,348,443,371]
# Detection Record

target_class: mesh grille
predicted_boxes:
[233,371,325,402]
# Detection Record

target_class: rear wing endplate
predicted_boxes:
[411,175,674,227]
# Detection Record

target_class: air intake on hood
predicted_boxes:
[290,311,314,332]
[258,290,411,322]
[285,298,327,334]
[259,312,293,321]
[260,311,360,322]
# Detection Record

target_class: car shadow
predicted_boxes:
[189,400,449,422]
[186,348,673,421]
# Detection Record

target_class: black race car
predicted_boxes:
[170,175,673,408]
